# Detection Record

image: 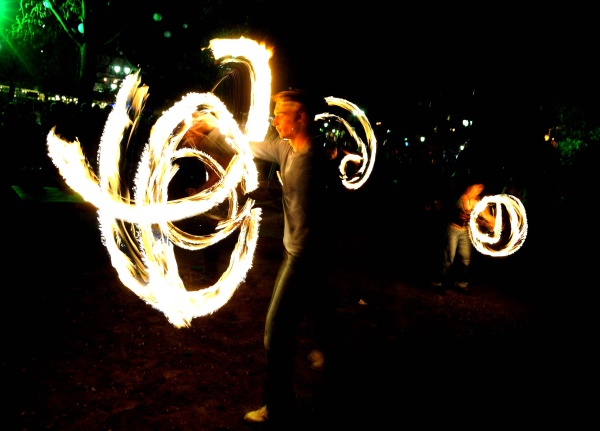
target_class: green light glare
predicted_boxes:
[1,0,18,31]
[0,0,35,77]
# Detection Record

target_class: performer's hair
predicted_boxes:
[273,88,322,132]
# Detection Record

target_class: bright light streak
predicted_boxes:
[316,98,377,190]
[469,194,528,257]
[209,37,273,142]
[47,43,266,328]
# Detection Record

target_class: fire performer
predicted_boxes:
[242,89,338,427]
[431,175,496,294]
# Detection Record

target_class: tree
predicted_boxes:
[5,0,146,104]
[550,103,600,207]
[0,0,35,99]
[3,0,274,106]
[10,0,100,101]
[551,104,599,167]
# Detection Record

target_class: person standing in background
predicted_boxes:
[431,176,495,295]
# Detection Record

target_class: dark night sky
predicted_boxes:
[124,2,599,126]
[276,6,599,120]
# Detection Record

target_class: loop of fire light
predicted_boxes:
[469,194,528,256]
[46,37,526,328]
[316,99,376,190]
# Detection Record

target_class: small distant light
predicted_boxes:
[153,13,163,22]
[164,31,172,38]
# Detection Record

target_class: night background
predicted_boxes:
[1,1,596,430]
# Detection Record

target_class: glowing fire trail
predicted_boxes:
[317,98,377,190]
[46,37,274,328]
[48,74,261,327]
[208,37,273,142]
[469,194,528,256]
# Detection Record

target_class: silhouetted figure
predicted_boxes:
[430,176,494,295]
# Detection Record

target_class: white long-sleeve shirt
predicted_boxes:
[250,132,330,256]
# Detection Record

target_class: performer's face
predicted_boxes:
[272,101,302,140]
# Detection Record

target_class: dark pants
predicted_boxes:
[264,249,334,423]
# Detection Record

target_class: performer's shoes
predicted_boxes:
[455,282,471,295]
[307,349,324,371]
[429,281,445,295]
[244,405,269,423]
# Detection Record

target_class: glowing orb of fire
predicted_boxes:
[469,194,528,256]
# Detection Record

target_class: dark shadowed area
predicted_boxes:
[4,168,590,430]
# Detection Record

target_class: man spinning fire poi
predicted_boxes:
[178,87,342,426]
[246,89,338,426]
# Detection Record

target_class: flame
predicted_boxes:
[46,37,274,328]
[316,98,377,190]
[209,37,273,142]
[469,194,528,256]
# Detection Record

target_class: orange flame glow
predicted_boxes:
[469,194,528,256]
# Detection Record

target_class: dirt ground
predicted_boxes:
[5,180,588,431]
